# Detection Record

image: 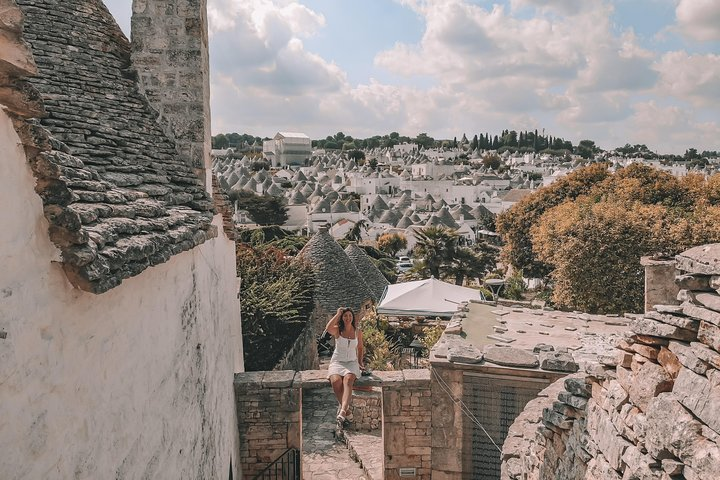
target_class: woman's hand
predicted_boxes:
[337,307,344,315]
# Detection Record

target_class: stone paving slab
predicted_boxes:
[302,388,368,479]
[345,431,383,480]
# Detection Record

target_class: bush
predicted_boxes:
[420,324,444,355]
[360,309,398,371]
[237,244,315,370]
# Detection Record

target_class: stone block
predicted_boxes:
[234,371,265,390]
[446,342,483,364]
[645,310,700,331]
[558,392,589,410]
[661,459,683,476]
[694,292,720,314]
[564,377,591,397]
[621,445,662,479]
[484,346,539,368]
[616,366,634,393]
[633,334,670,346]
[654,304,685,314]
[683,303,720,327]
[645,393,703,461]
[673,367,720,436]
[676,244,720,275]
[628,361,674,412]
[698,321,720,352]
[375,370,405,386]
[401,369,430,387]
[539,351,579,372]
[667,341,709,375]
[690,341,720,369]
[630,317,697,342]
[601,380,629,412]
[631,342,660,361]
[675,274,712,291]
[657,347,682,379]
[543,408,573,429]
[261,370,295,388]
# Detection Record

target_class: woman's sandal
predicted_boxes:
[336,409,348,428]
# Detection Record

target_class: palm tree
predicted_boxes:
[413,226,459,279]
[344,219,368,242]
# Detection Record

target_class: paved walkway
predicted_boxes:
[302,388,368,479]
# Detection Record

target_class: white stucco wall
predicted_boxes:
[0,110,242,479]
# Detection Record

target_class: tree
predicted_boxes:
[229,191,289,226]
[413,227,458,278]
[470,135,479,151]
[482,152,501,170]
[212,133,229,149]
[577,139,598,159]
[344,219,369,242]
[415,133,435,149]
[377,233,408,257]
[446,243,498,285]
[496,163,610,278]
[348,149,365,161]
[236,245,314,370]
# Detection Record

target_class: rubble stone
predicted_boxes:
[484,346,539,368]
[676,244,720,275]
[539,351,579,372]
[628,361,673,413]
[629,317,697,342]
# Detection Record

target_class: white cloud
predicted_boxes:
[676,0,720,42]
[628,101,720,152]
[655,51,720,107]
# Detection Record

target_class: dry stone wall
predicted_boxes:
[502,243,720,480]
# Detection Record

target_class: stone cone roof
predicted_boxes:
[293,170,307,182]
[378,209,398,226]
[289,190,307,205]
[345,199,360,212]
[396,215,414,229]
[370,195,389,211]
[330,198,348,213]
[344,243,389,303]
[436,206,460,229]
[312,197,332,214]
[297,230,372,313]
[471,205,495,228]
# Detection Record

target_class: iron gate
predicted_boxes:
[462,373,549,479]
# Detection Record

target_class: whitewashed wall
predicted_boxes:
[0,110,242,479]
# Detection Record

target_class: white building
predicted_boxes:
[263,132,312,167]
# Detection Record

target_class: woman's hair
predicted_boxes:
[338,308,355,333]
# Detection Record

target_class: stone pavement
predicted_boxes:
[302,388,368,479]
[345,431,383,480]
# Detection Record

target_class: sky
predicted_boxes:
[104,0,720,154]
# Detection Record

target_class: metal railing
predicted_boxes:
[252,448,300,480]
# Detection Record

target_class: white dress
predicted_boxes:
[327,335,361,378]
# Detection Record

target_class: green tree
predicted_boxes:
[344,219,369,242]
[229,191,289,226]
[482,152,501,170]
[377,233,408,257]
[212,133,229,149]
[577,139,599,159]
[496,163,610,278]
[348,149,365,161]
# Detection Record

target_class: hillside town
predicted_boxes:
[213,132,720,248]
[2,2,720,480]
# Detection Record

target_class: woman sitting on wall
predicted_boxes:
[325,307,364,427]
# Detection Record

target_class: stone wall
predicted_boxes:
[273,313,320,371]
[131,0,211,185]
[502,244,720,480]
[0,101,242,478]
[347,390,382,432]
[234,371,301,479]
[383,369,432,480]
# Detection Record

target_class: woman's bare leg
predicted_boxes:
[340,374,357,415]
[329,375,344,405]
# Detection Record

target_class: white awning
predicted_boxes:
[377,277,484,317]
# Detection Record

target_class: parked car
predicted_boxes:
[398,256,410,263]
[396,261,413,273]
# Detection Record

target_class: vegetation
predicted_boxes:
[228,190,289,226]
[412,226,498,285]
[377,232,408,257]
[359,309,398,371]
[237,244,315,370]
[420,324,444,354]
[500,163,720,313]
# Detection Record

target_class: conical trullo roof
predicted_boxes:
[331,198,348,213]
[370,195,389,211]
[344,243,389,303]
[396,215,414,229]
[298,229,372,313]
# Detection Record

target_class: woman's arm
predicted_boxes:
[325,308,344,338]
[356,328,364,369]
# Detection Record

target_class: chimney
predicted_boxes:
[130,0,211,189]
[640,256,680,312]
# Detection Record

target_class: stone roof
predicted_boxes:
[297,229,372,313]
[14,0,216,293]
[344,243,389,303]
[370,195,389,211]
[330,198,348,213]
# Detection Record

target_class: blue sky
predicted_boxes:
[104,0,719,154]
